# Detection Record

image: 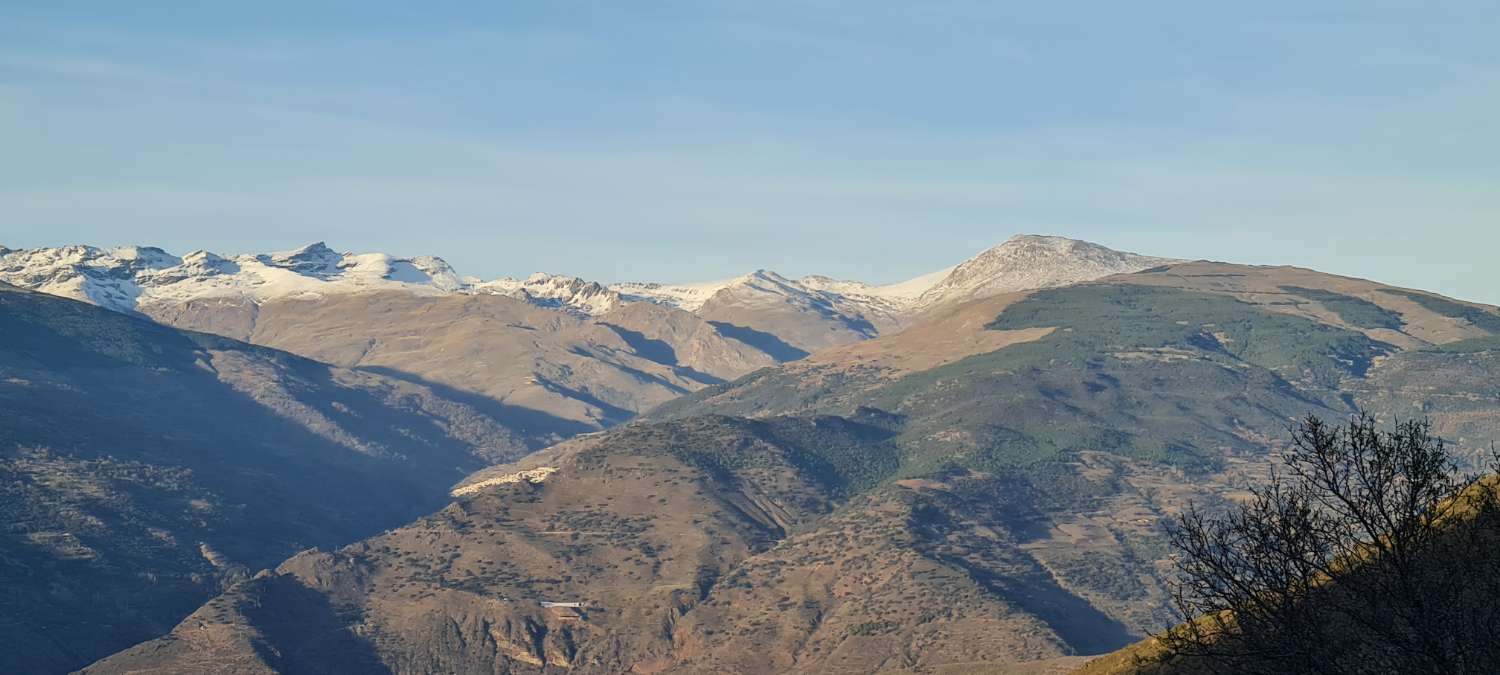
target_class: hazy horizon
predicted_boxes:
[4,2,1497,302]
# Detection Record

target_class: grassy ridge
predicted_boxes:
[985,285,1389,386]
[864,285,1385,472]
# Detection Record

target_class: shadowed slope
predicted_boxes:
[0,284,524,673]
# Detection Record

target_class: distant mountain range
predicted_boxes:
[0,234,1171,319]
[10,234,1500,674]
[0,235,1174,438]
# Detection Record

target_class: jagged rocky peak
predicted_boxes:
[256,241,343,278]
[462,272,623,315]
[179,249,236,272]
[522,273,621,314]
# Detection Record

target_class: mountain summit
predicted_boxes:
[913,235,1174,308]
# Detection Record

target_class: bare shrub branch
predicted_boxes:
[1152,414,1500,674]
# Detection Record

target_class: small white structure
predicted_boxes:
[540,601,583,609]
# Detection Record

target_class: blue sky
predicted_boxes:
[2,2,1497,301]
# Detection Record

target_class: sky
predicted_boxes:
[2,2,1498,301]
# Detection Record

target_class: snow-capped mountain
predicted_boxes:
[0,234,1171,322]
[610,267,946,315]
[476,273,624,315]
[621,269,909,321]
[0,242,465,315]
[913,235,1173,307]
[0,241,633,317]
[612,235,1168,323]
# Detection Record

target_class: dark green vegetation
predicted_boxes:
[659,285,1393,476]
[610,414,902,495]
[1381,288,1500,332]
[984,285,1388,386]
[0,284,525,673]
[1425,333,1500,353]
[1278,286,1405,330]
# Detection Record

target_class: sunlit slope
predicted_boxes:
[654,262,1500,470]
